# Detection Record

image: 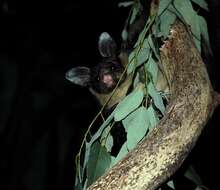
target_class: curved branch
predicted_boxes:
[88,21,219,190]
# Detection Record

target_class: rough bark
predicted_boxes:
[88,21,220,190]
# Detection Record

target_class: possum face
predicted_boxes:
[66,32,127,96]
[66,6,147,108]
[90,57,125,94]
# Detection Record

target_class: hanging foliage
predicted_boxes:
[74,0,213,189]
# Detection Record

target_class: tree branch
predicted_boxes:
[88,21,219,190]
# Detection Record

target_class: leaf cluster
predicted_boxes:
[75,0,211,189]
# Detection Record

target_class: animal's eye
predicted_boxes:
[111,66,115,71]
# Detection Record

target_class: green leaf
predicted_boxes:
[138,39,151,63]
[145,54,158,85]
[191,0,208,11]
[133,72,140,88]
[192,15,201,52]
[134,27,146,48]
[133,16,153,49]
[122,106,149,150]
[75,175,83,190]
[147,82,165,114]
[158,0,172,16]
[197,15,212,55]
[83,179,88,190]
[173,0,201,51]
[148,35,160,60]
[153,17,163,38]
[82,142,91,177]
[167,180,175,189]
[167,4,183,19]
[173,0,195,23]
[114,89,144,121]
[159,9,176,38]
[111,142,128,166]
[128,39,150,74]
[184,166,202,186]
[100,125,114,153]
[118,1,134,8]
[147,105,159,130]
[82,111,114,176]
[105,134,113,153]
[89,111,114,145]
[87,142,111,186]
[122,29,128,41]
[127,51,136,74]
[130,5,139,24]
[127,54,136,74]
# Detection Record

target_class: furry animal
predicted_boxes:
[65,4,147,109]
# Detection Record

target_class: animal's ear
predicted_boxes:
[65,67,91,86]
[98,32,117,57]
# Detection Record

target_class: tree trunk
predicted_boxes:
[88,21,220,190]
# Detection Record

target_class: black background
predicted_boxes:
[0,0,220,190]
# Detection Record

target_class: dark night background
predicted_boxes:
[0,0,220,190]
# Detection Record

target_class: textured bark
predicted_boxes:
[88,21,219,190]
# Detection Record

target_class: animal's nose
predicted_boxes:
[103,74,113,87]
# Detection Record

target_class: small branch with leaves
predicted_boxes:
[71,0,220,190]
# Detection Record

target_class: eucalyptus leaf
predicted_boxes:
[83,179,88,190]
[138,38,151,64]
[134,25,147,48]
[118,1,134,8]
[145,54,158,85]
[122,106,149,150]
[173,0,201,51]
[89,111,114,145]
[167,4,182,19]
[82,111,114,177]
[147,105,159,130]
[82,142,91,178]
[153,17,163,38]
[130,5,139,24]
[111,142,128,166]
[158,0,172,16]
[173,0,195,24]
[114,89,144,121]
[147,82,165,114]
[75,176,83,190]
[167,180,175,189]
[87,141,111,186]
[122,29,128,41]
[75,159,81,179]
[100,125,114,152]
[148,35,160,60]
[127,50,137,74]
[184,166,202,186]
[197,15,212,54]
[192,15,201,52]
[128,38,150,74]
[159,9,176,38]
[133,72,140,88]
[191,0,208,11]
[105,134,113,153]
